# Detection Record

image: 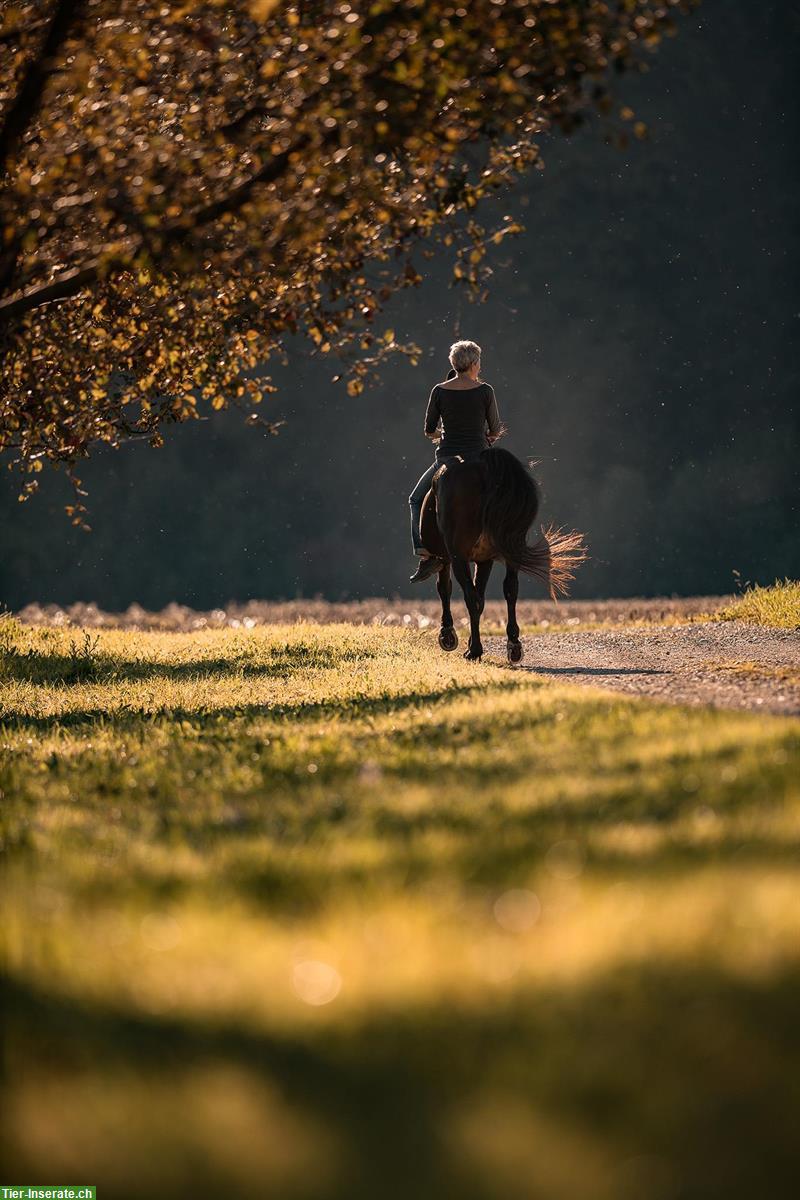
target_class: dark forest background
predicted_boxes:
[2,0,798,610]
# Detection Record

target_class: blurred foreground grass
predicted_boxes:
[2,619,799,1200]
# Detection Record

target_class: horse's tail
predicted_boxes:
[480,448,587,600]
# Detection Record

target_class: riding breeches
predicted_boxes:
[408,462,438,554]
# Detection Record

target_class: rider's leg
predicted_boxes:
[408,462,438,556]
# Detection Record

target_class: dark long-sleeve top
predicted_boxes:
[424,381,501,459]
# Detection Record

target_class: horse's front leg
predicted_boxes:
[452,557,484,660]
[437,564,458,651]
[504,565,524,664]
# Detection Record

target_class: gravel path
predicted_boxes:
[486,621,800,716]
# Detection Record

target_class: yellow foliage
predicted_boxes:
[0,0,693,503]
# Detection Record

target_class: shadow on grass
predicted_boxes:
[181,831,800,919]
[19,739,793,915]
[3,961,799,1200]
[0,680,507,733]
[0,646,367,687]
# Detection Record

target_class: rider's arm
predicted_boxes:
[485,386,503,444]
[424,386,441,442]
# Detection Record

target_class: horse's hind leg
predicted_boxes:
[437,565,458,652]
[474,561,493,614]
[452,556,483,661]
[504,565,524,665]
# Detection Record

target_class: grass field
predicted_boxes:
[2,616,800,1200]
[717,578,800,629]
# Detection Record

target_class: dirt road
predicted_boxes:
[487,621,800,716]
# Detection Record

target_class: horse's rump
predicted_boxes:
[423,449,586,599]
[479,448,540,563]
[480,449,586,596]
[424,458,487,562]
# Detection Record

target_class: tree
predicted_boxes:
[0,0,694,516]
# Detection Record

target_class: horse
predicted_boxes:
[419,448,587,662]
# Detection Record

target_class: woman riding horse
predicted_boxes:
[408,339,587,661]
[408,339,501,583]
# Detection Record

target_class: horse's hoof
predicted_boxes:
[438,628,458,652]
[464,648,483,662]
[507,640,524,665]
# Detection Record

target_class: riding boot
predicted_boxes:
[410,556,444,583]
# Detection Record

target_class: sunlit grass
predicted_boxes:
[2,622,799,1199]
[716,579,800,629]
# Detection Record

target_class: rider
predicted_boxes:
[408,339,503,582]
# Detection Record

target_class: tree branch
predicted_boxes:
[0,0,85,168]
[0,258,117,322]
[0,17,48,45]
[0,132,314,323]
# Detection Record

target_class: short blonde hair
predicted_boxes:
[449,339,481,373]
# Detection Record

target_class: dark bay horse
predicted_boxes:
[419,448,586,662]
